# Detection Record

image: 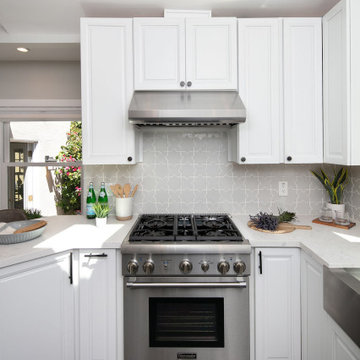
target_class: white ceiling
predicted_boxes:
[0,0,340,60]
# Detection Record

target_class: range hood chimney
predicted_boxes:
[128,91,246,126]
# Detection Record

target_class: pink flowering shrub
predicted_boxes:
[54,122,82,214]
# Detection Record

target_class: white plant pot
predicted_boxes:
[326,202,345,220]
[95,217,107,227]
[116,197,133,221]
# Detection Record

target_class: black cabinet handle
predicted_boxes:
[84,253,108,258]
[258,251,263,275]
[187,81,192,87]
[180,81,185,87]
[241,157,246,163]
[127,156,133,162]
[287,156,292,162]
[69,252,73,285]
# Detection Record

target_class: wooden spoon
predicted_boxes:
[123,183,131,198]
[131,184,138,197]
[115,184,123,198]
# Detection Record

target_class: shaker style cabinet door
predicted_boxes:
[323,0,360,165]
[323,0,349,165]
[233,19,282,164]
[81,18,136,164]
[185,18,238,90]
[283,18,323,164]
[301,252,327,360]
[0,253,75,360]
[254,248,301,360]
[79,250,117,360]
[133,18,186,90]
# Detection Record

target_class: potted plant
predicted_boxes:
[92,203,110,227]
[311,167,348,219]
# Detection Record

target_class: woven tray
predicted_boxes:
[0,220,47,245]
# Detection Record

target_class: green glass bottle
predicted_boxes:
[86,182,96,219]
[98,182,108,204]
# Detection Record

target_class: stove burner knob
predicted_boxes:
[217,261,230,275]
[201,261,210,272]
[179,259,193,274]
[143,260,155,275]
[233,261,246,275]
[127,260,139,275]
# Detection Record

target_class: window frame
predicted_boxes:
[0,99,82,212]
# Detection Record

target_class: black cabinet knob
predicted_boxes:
[127,156,133,162]
[180,81,185,87]
[241,157,246,163]
[187,81,192,87]
[287,156,292,162]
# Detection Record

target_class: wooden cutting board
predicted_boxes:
[248,221,312,234]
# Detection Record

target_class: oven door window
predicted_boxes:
[149,298,224,348]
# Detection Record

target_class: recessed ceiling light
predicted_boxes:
[17,47,30,53]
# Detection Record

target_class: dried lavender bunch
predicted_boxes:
[249,212,279,231]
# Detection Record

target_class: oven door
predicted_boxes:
[124,276,249,360]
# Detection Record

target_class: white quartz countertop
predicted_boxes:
[1,214,360,269]
[0,215,138,269]
[232,215,360,268]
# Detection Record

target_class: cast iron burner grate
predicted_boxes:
[129,214,243,242]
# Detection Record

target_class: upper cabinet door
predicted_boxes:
[323,0,349,165]
[81,19,136,164]
[283,18,323,164]
[185,18,238,90]
[133,18,186,90]
[236,19,282,164]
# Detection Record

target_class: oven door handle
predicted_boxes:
[126,281,247,289]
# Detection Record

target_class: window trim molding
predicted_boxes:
[0,98,82,211]
[0,99,81,122]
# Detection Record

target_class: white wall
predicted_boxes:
[0,61,81,99]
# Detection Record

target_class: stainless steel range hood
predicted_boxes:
[128,91,246,126]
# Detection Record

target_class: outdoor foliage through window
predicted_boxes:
[54,121,82,215]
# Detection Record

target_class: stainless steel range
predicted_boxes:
[121,214,251,360]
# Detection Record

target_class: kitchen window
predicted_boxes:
[0,100,82,216]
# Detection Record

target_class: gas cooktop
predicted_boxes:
[129,214,244,242]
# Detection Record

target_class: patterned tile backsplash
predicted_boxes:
[84,128,360,220]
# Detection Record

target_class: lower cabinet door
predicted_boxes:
[301,251,327,360]
[254,248,301,360]
[79,249,117,360]
[0,252,75,360]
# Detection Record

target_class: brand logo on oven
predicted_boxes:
[177,353,197,359]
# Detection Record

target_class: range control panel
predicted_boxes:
[122,254,251,277]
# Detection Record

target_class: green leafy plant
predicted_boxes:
[93,203,110,218]
[24,208,42,219]
[311,167,348,204]
[54,122,82,214]
[278,209,296,223]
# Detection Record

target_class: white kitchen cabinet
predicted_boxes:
[133,18,185,90]
[0,252,75,360]
[230,18,322,165]
[301,251,327,360]
[323,0,360,165]
[133,17,237,90]
[81,18,137,165]
[254,248,301,360]
[230,19,282,164]
[283,18,323,164]
[301,251,360,360]
[79,250,117,360]
[185,18,237,90]
[325,318,360,360]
